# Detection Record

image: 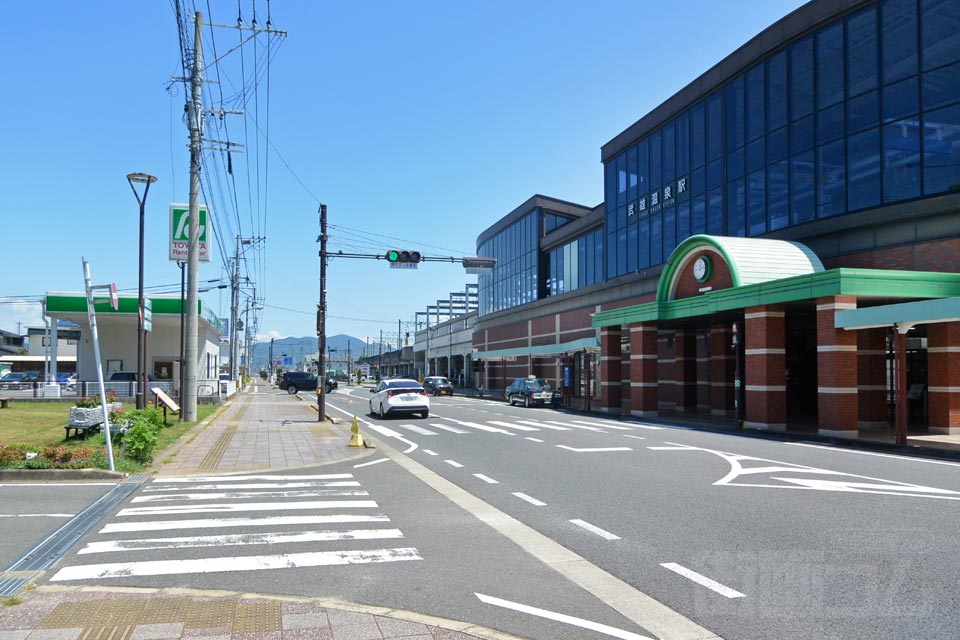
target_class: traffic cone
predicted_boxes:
[348,416,365,447]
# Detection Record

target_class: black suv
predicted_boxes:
[422,376,454,396]
[279,372,337,394]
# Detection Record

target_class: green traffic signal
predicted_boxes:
[384,250,421,263]
[386,250,400,262]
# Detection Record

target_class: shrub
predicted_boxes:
[23,456,54,470]
[0,445,31,465]
[124,407,165,429]
[123,417,159,463]
[75,390,118,408]
[40,446,94,465]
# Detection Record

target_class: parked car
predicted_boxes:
[56,372,78,389]
[109,372,157,382]
[0,371,39,390]
[368,379,430,418]
[325,377,338,393]
[279,371,317,394]
[505,376,560,408]
[422,376,454,396]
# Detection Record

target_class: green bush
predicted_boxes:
[23,455,54,469]
[123,416,159,463]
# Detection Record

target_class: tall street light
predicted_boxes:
[127,172,157,410]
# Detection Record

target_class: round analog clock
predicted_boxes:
[693,255,712,282]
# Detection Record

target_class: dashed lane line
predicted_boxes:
[570,519,622,541]
[512,492,547,506]
[444,460,464,468]
[473,474,499,484]
[660,563,746,599]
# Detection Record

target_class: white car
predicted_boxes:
[369,378,430,419]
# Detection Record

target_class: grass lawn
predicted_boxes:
[0,402,221,469]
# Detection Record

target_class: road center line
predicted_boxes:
[444,460,464,468]
[660,563,746,599]
[473,473,499,484]
[570,519,621,540]
[422,450,438,456]
[512,492,547,506]
[475,593,653,640]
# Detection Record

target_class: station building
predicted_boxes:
[472,0,960,439]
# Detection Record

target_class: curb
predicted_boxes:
[0,468,126,481]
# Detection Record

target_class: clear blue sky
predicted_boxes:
[0,0,807,345]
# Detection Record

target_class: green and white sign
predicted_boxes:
[169,203,211,262]
[143,297,153,333]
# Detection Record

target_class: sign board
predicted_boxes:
[169,203,211,262]
[390,262,418,270]
[282,356,294,367]
[218,337,230,345]
[143,298,152,333]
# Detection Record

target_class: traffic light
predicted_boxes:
[385,250,421,264]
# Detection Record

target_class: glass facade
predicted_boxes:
[546,228,604,297]
[601,0,960,279]
[478,209,539,316]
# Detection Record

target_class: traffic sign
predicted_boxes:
[169,204,211,262]
[143,298,152,333]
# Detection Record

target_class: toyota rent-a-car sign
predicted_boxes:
[169,203,211,262]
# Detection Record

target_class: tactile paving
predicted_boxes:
[232,600,282,633]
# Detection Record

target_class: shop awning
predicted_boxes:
[472,336,598,360]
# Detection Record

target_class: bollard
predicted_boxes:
[348,416,365,447]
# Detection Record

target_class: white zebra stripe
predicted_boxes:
[132,489,369,503]
[151,474,353,483]
[488,421,539,431]
[429,423,470,434]
[143,481,361,492]
[100,514,391,534]
[118,500,378,517]
[79,529,405,554]
[396,424,437,435]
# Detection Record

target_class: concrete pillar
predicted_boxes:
[710,324,735,417]
[858,328,888,428]
[629,323,658,417]
[744,305,786,431]
[817,295,859,438]
[928,322,960,435]
[599,326,622,415]
[674,329,698,412]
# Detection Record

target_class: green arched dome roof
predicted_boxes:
[657,235,825,302]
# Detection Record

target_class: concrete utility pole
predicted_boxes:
[183,11,203,423]
[317,203,328,421]
[230,235,241,381]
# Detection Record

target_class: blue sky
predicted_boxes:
[0,0,806,345]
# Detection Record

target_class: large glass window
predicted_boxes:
[848,90,880,133]
[692,194,706,235]
[726,178,746,236]
[848,127,882,209]
[817,103,845,143]
[649,214,663,265]
[767,51,789,130]
[663,121,676,184]
[791,151,816,224]
[817,22,845,108]
[922,61,960,111]
[768,160,790,230]
[883,119,921,202]
[627,145,638,201]
[662,206,677,256]
[791,37,815,120]
[627,222,638,273]
[637,138,649,196]
[676,112,690,177]
[691,102,706,169]
[747,169,766,235]
[767,127,788,163]
[924,102,960,194]
[616,153,627,207]
[727,76,746,151]
[922,0,960,70]
[747,65,765,141]
[882,0,918,84]
[677,200,691,240]
[707,188,724,235]
[478,210,540,316]
[848,7,879,96]
[650,129,662,190]
[707,92,723,160]
[791,115,815,153]
[883,77,919,122]
[818,139,846,217]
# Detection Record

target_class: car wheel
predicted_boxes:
[379,402,386,417]
[524,395,530,408]
[287,385,298,394]
[434,390,439,397]
[420,410,429,419]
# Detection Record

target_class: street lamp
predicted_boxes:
[127,172,157,410]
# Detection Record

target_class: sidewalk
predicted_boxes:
[0,382,517,640]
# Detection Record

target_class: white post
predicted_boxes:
[82,259,116,471]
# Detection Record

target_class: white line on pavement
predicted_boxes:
[783,442,960,467]
[0,513,74,518]
[660,563,746,599]
[542,421,607,432]
[434,416,514,434]
[512,492,547,506]
[622,423,665,431]
[514,420,570,431]
[132,489,369,503]
[118,500,379,517]
[570,519,621,540]
[623,435,646,440]
[0,483,116,487]
[444,460,464,468]
[488,420,540,432]
[475,593,653,640]
[353,458,390,468]
[152,474,353,483]
[422,449,438,456]
[144,481,361,491]
[569,420,634,431]
[51,548,423,581]
[525,437,545,443]
[100,514,391,534]
[473,474,499,484]
[397,424,437,435]
[557,446,633,453]
[429,423,470,434]
[79,529,405,554]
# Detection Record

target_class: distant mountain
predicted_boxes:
[252,334,383,370]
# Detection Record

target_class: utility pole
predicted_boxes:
[230,235,241,381]
[378,329,383,379]
[183,11,203,423]
[317,204,327,421]
[347,341,351,385]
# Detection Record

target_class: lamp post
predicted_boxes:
[178,261,185,412]
[127,172,157,410]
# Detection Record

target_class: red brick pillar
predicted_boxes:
[928,322,960,435]
[599,326,623,415]
[858,328,887,428]
[674,329,698,412]
[710,324,735,417]
[657,332,676,413]
[629,323,658,417]
[696,330,711,412]
[744,305,786,431]
[817,295,859,438]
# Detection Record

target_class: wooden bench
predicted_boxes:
[0,397,11,409]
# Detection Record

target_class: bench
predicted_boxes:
[65,423,100,439]
[0,397,11,409]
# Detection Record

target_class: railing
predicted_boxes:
[0,380,230,400]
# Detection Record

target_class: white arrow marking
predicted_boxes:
[52,548,422,581]
[557,446,633,453]
[475,593,654,640]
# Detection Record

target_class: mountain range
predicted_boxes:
[251,334,392,370]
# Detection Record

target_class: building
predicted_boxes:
[473,0,960,439]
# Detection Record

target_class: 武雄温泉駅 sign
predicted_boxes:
[169,204,211,262]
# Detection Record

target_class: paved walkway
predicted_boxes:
[0,383,516,640]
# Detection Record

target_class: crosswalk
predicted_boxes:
[49,473,421,582]
[384,416,657,437]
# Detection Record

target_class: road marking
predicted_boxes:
[569,420,634,431]
[570,519,621,540]
[624,435,646,440]
[433,415,514,434]
[132,489,369,503]
[473,474,499,484]
[514,420,571,431]
[429,423,470,434]
[512,492,546,506]
[51,547,422,581]
[488,420,539,432]
[0,513,74,518]
[783,442,960,467]
[353,458,390,468]
[557,446,633,453]
[542,420,607,432]
[100,514,391,534]
[422,450,438,456]
[118,500,379,517]
[660,563,745,599]
[323,403,417,452]
[397,424,437,435]
[475,593,653,640]
[79,529,405,554]
[0,483,116,487]
[622,423,665,431]
[444,460,464,468]
[525,437,544,443]
[152,474,354,483]
[647,445,699,451]
[144,481,361,491]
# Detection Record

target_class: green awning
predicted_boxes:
[473,336,598,360]
[835,297,960,330]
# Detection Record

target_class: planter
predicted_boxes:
[69,403,122,427]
